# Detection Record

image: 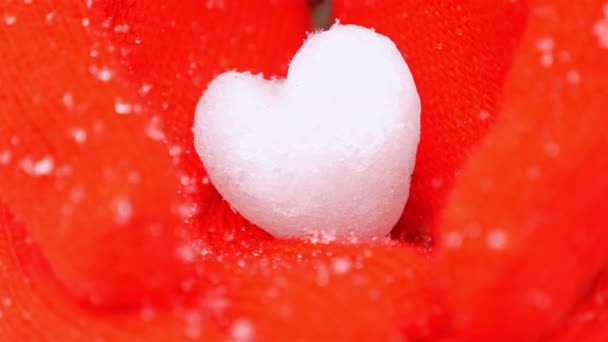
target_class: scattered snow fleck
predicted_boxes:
[45,12,56,23]
[206,0,226,10]
[202,177,210,185]
[479,110,491,121]
[0,150,11,165]
[444,231,464,248]
[90,65,113,82]
[487,229,508,250]
[3,298,12,307]
[230,319,254,342]
[4,15,16,26]
[566,70,581,85]
[24,0,33,3]
[544,140,561,158]
[114,24,129,33]
[70,128,87,143]
[184,311,202,339]
[176,202,199,220]
[536,37,555,51]
[22,156,54,176]
[82,17,90,27]
[169,145,182,157]
[536,37,554,68]
[177,244,196,263]
[540,54,554,68]
[113,197,133,225]
[332,257,352,274]
[593,4,608,49]
[139,83,153,96]
[90,49,99,58]
[114,99,132,115]
[146,116,166,140]
[62,92,74,109]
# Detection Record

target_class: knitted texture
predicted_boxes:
[0,0,607,340]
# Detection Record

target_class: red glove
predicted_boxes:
[1,0,607,340]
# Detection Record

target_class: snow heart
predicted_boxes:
[193,25,421,240]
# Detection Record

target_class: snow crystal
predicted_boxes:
[22,156,54,176]
[536,37,555,68]
[487,229,508,250]
[206,0,225,10]
[82,18,90,27]
[593,4,608,49]
[332,257,352,274]
[4,15,16,26]
[45,12,56,23]
[566,70,581,84]
[114,99,132,115]
[479,110,491,121]
[230,319,254,342]
[193,24,421,240]
[146,116,165,140]
[70,128,87,143]
[177,244,196,263]
[62,92,74,109]
[184,311,202,339]
[114,24,129,33]
[0,150,11,165]
[444,231,464,248]
[90,65,113,82]
[113,197,133,225]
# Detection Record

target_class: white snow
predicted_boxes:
[113,197,133,225]
[70,128,87,143]
[230,318,254,342]
[114,99,132,115]
[332,257,352,274]
[0,150,11,165]
[22,156,54,176]
[487,229,508,251]
[593,4,608,49]
[4,15,16,26]
[62,92,74,109]
[90,65,113,82]
[193,24,421,240]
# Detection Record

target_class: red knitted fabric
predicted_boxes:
[1,0,607,340]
